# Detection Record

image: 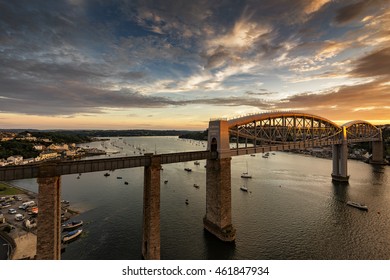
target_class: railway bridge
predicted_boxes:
[0,112,384,260]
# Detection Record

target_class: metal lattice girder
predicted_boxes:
[342,120,381,143]
[228,112,382,149]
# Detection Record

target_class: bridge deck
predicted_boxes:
[0,151,210,181]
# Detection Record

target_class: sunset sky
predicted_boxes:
[0,0,389,130]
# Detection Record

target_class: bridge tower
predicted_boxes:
[142,154,161,260]
[370,130,385,164]
[204,119,236,242]
[36,163,62,259]
[331,127,349,182]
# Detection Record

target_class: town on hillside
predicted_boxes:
[0,131,105,167]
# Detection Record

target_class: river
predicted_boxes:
[6,136,390,259]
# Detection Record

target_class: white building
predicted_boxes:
[7,155,23,165]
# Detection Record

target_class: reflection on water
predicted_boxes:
[8,137,390,260]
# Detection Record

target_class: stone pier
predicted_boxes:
[36,164,61,260]
[204,157,236,241]
[142,154,161,260]
[204,119,236,242]
[332,127,349,182]
[371,130,385,164]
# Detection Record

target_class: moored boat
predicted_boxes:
[241,172,252,178]
[346,201,368,211]
[240,185,248,192]
[62,220,83,231]
[184,168,192,172]
[62,229,83,243]
[193,184,199,188]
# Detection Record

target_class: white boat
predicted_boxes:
[346,201,368,211]
[62,229,83,243]
[241,172,252,178]
[241,162,252,178]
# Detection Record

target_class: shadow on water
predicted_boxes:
[203,230,236,260]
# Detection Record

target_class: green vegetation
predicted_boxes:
[179,130,208,141]
[0,182,24,195]
[0,140,39,159]
[31,131,92,143]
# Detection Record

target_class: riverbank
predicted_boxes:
[0,182,80,259]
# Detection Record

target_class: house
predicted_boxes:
[7,155,23,165]
[33,144,45,151]
[37,150,58,161]
[48,143,69,151]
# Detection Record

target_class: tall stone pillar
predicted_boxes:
[205,119,235,241]
[36,164,61,260]
[371,130,385,164]
[371,141,384,164]
[332,127,349,182]
[142,154,161,260]
[204,157,236,241]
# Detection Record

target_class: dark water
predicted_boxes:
[9,137,390,260]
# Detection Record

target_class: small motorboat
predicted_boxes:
[164,180,168,184]
[62,229,83,243]
[194,161,200,165]
[193,184,199,188]
[184,168,192,172]
[117,176,122,179]
[104,173,110,177]
[185,199,189,205]
[124,181,129,185]
[240,186,248,192]
[346,201,368,211]
[62,220,83,231]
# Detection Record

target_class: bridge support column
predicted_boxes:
[142,154,161,260]
[204,157,236,241]
[36,164,61,260]
[370,129,385,164]
[332,127,349,182]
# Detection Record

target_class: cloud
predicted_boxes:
[303,0,331,15]
[275,79,390,120]
[350,47,390,78]
[333,0,384,24]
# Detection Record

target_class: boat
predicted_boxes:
[250,154,256,157]
[117,176,122,179]
[124,181,128,185]
[185,199,189,205]
[193,184,199,188]
[194,161,200,165]
[62,220,83,231]
[241,162,252,178]
[346,201,368,211]
[164,180,168,184]
[240,185,248,192]
[104,173,110,177]
[184,168,192,172]
[62,229,83,243]
[241,172,252,178]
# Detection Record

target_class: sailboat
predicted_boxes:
[241,162,252,178]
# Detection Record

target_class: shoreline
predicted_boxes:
[0,181,80,260]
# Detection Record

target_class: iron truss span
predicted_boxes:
[227,112,382,148]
